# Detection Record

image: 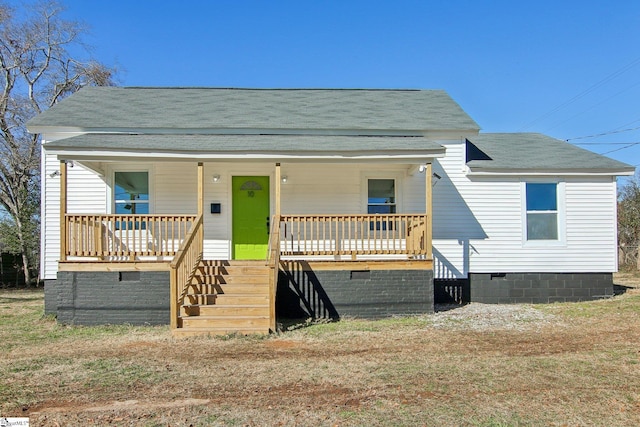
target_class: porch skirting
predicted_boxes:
[44,270,614,326]
[46,263,435,326]
[47,271,170,325]
[277,262,434,319]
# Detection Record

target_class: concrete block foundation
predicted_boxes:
[468,272,614,304]
[47,271,170,325]
[276,261,434,319]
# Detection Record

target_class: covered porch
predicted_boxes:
[55,157,436,335]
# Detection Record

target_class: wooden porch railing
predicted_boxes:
[266,214,281,332]
[64,214,197,260]
[169,214,204,329]
[279,214,429,258]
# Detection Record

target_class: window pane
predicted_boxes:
[368,179,395,205]
[114,171,149,218]
[527,213,558,240]
[526,183,557,211]
[115,171,149,202]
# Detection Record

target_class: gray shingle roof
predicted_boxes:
[44,134,445,158]
[466,133,634,173]
[27,87,480,132]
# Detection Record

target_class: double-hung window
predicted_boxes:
[525,182,558,240]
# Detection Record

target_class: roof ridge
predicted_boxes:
[112,87,437,91]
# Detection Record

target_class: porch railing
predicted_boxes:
[169,214,204,329]
[279,214,429,258]
[64,214,197,260]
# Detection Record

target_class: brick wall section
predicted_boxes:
[43,279,59,315]
[277,265,434,319]
[51,271,170,325]
[469,272,614,304]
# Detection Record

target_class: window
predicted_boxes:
[368,179,395,230]
[114,171,149,214]
[367,179,396,214]
[525,183,558,240]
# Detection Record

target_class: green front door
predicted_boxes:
[232,176,270,260]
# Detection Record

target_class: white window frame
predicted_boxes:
[107,165,154,214]
[521,180,565,246]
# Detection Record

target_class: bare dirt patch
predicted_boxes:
[31,398,211,414]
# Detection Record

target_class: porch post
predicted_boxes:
[275,163,281,217]
[197,162,204,217]
[270,163,282,332]
[60,160,68,261]
[425,162,433,259]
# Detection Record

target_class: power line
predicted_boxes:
[518,56,640,131]
[600,142,640,155]
[606,116,640,133]
[567,125,640,141]
[574,141,640,145]
[543,79,640,133]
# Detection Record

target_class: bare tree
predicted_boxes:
[618,175,640,269]
[0,1,115,285]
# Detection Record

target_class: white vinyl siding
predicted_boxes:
[41,139,620,279]
[432,141,482,278]
[462,178,616,273]
[42,151,107,279]
[42,151,60,279]
[431,140,619,276]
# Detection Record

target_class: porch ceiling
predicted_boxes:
[44,133,446,162]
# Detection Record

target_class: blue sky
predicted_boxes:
[50,0,640,172]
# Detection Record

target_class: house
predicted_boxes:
[27,87,634,335]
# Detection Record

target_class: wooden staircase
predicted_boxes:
[174,260,271,337]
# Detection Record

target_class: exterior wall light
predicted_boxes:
[212,174,221,183]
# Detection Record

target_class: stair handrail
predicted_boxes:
[169,214,204,330]
[266,214,281,332]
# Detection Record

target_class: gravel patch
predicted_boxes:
[429,303,561,331]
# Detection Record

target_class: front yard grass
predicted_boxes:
[1,281,639,426]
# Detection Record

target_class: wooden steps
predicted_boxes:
[174,260,271,337]
[181,315,270,329]
[181,304,268,317]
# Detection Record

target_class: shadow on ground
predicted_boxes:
[614,284,633,296]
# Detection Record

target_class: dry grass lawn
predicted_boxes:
[1,275,639,426]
